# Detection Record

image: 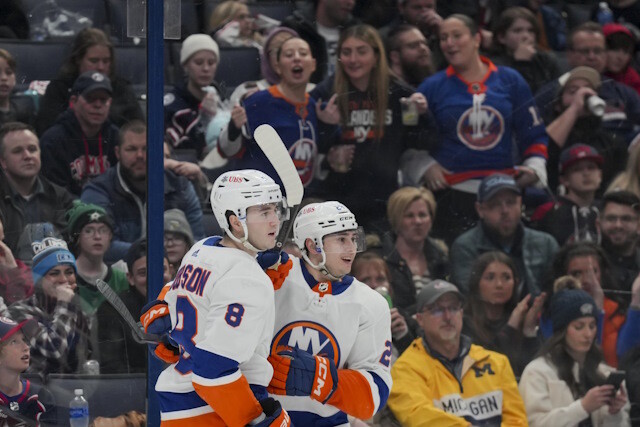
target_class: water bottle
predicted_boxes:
[69,389,89,427]
[596,2,614,25]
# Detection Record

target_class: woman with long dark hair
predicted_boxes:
[519,289,629,426]
[463,251,545,375]
[35,28,143,134]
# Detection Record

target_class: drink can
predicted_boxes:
[82,359,100,375]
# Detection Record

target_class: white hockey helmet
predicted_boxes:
[210,169,284,251]
[293,201,365,279]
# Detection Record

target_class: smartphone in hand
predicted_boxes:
[605,370,625,393]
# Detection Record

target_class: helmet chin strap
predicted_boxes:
[302,250,345,282]
[227,222,262,253]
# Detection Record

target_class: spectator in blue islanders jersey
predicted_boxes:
[408,13,549,246]
[218,37,336,193]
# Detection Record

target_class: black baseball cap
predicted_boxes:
[71,71,113,97]
[477,173,521,203]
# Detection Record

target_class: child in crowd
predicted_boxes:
[603,23,640,96]
[65,201,129,315]
[532,144,603,245]
[0,316,52,424]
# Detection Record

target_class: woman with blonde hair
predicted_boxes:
[607,142,640,197]
[209,1,263,48]
[381,186,449,314]
[311,24,434,231]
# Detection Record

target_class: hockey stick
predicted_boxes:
[253,124,304,250]
[95,279,161,344]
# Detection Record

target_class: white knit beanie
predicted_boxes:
[180,34,220,65]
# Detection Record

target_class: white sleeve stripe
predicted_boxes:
[161,405,214,420]
[192,369,242,387]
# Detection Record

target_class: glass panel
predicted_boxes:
[0,0,155,425]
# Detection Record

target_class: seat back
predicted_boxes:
[0,40,69,88]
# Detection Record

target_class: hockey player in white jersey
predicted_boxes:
[265,201,393,426]
[144,169,292,427]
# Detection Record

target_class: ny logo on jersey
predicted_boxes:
[456,94,505,151]
[271,321,341,365]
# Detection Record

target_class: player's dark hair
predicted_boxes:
[0,122,37,157]
[601,190,640,212]
[118,120,146,146]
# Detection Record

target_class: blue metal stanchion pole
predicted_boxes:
[147,0,164,426]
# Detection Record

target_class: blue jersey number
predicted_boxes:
[224,303,245,327]
[379,340,392,367]
[173,296,198,374]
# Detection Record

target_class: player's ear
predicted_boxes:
[228,214,243,236]
[305,238,317,255]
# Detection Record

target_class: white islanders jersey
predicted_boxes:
[155,236,275,421]
[271,256,393,426]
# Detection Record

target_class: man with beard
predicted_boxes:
[81,121,204,263]
[380,0,446,70]
[387,280,527,426]
[449,174,558,297]
[598,190,640,293]
[387,24,434,87]
[544,66,629,192]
